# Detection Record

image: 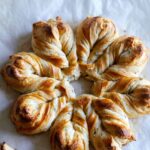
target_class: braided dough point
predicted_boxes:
[77,17,148,80]
[11,80,75,134]
[2,17,80,93]
[75,95,135,150]
[76,16,118,80]
[101,36,148,81]
[1,52,63,93]
[92,77,150,118]
[50,102,89,150]
[32,17,80,81]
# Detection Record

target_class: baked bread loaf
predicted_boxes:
[50,94,134,150]
[11,79,75,134]
[77,17,148,80]
[92,77,150,118]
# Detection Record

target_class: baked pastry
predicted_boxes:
[1,17,80,93]
[92,77,150,118]
[0,142,14,150]
[1,52,63,92]
[11,79,75,134]
[50,101,89,150]
[77,17,148,80]
[76,16,118,69]
[32,16,79,81]
[1,16,150,150]
[77,95,135,150]
[100,36,148,81]
[50,94,134,150]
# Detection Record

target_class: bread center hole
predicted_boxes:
[71,77,93,96]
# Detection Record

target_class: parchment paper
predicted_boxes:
[0,0,150,149]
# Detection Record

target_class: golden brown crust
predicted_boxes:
[77,16,118,63]
[1,16,150,150]
[92,77,150,118]
[75,94,135,150]
[11,80,75,134]
[76,17,148,80]
[101,36,148,81]
[32,17,80,81]
[11,95,67,134]
[2,17,80,93]
[76,16,118,80]
[1,52,63,93]
[50,102,89,150]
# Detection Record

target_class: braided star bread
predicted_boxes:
[1,16,150,150]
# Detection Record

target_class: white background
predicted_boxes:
[0,0,150,149]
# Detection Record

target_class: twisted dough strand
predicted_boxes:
[50,102,89,150]
[75,95,135,150]
[49,94,135,150]
[32,16,80,81]
[77,16,118,64]
[100,36,148,81]
[1,52,63,92]
[77,17,148,80]
[11,80,75,134]
[2,17,80,93]
[93,77,150,118]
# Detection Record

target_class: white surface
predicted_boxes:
[0,0,150,149]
